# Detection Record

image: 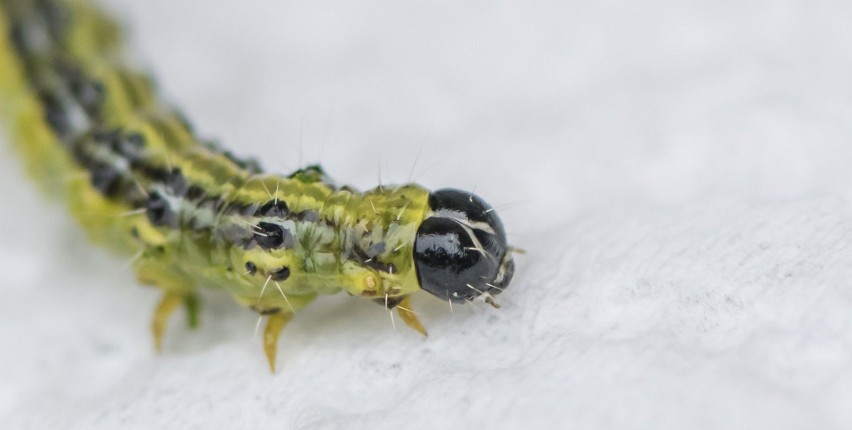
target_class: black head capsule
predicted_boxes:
[413,189,515,304]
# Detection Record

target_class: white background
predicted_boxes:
[2,0,852,428]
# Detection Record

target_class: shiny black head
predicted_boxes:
[413,189,515,304]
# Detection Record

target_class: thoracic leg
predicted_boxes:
[233,292,316,372]
[152,293,183,352]
[151,292,200,351]
[135,249,199,351]
[397,296,428,337]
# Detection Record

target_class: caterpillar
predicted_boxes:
[0,0,516,371]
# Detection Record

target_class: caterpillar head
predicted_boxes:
[413,189,515,306]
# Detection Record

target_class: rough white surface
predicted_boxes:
[1,0,852,428]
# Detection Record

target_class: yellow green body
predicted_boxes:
[0,0,434,367]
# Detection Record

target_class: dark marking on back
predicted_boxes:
[354,246,396,274]
[70,78,105,118]
[254,222,295,250]
[113,132,146,163]
[38,90,71,136]
[298,210,319,223]
[185,185,206,201]
[146,191,178,227]
[138,165,170,184]
[35,0,69,41]
[166,168,188,196]
[256,200,289,218]
[90,163,122,196]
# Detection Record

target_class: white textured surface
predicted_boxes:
[2,0,852,428]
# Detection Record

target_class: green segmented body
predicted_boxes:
[2,0,428,310]
[0,0,516,369]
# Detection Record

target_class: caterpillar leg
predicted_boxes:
[397,296,428,337]
[152,292,201,351]
[263,313,294,373]
[133,246,200,350]
[152,293,182,352]
[234,292,315,372]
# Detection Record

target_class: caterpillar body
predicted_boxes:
[0,0,516,371]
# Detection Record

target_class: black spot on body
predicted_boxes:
[124,132,145,148]
[256,200,289,218]
[298,210,320,223]
[139,165,170,183]
[254,222,294,250]
[69,78,105,117]
[115,132,146,162]
[245,262,257,275]
[365,260,396,274]
[166,168,188,196]
[38,91,71,136]
[354,246,396,274]
[97,130,146,163]
[185,185,205,201]
[90,164,122,196]
[270,267,291,281]
[35,0,69,40]
[146,191,178,227]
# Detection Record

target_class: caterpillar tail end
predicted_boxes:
[397,297,428,337]
[263,313,293,373]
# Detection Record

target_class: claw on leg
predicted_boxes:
[397,296,428,337]
[263,313,293,373]
[152,292,184,352]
